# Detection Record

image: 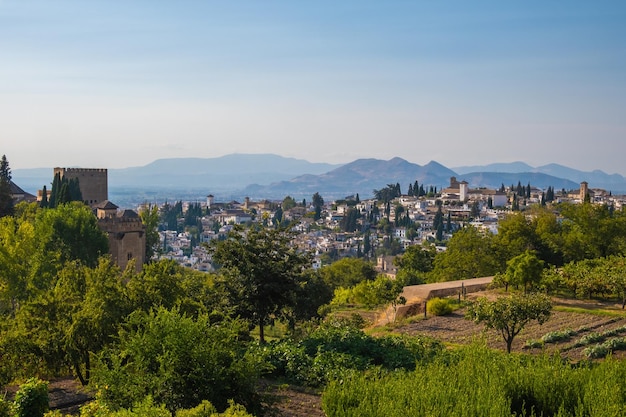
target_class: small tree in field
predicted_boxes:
[466,293,552,353]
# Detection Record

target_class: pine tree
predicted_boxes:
[407,183,413,196]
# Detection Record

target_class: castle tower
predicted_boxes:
[97,206,146,273]
[207,194,214,209]
[54,167,108,206]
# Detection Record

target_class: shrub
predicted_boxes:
[584,344,610,359]
[91,309,264,414]
[541,329,577,344]
[0,397,11,417]
[427,297,453,316]
[602,337,626,352]
[13,378,49,417]
[524,339,544,349]
[575,332,604,347]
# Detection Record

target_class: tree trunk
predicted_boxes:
[259,316,265,344]
[74,359,87,386]
[506,336,513,354]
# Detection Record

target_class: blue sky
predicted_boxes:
[2,1,625,174]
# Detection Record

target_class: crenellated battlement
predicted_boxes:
[54,167,108,174]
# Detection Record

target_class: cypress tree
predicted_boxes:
[69,178,83,202]
[0,155,14,218]
[58,182,70,205]
[40,185,48,208]
[49,172,61,208]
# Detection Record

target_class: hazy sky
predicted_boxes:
[2,1,625,174]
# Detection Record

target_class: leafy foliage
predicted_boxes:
[427,297,453,316]
[13,378,49,417]
[466,293,552,353]
[92,308,264,414]
[322,343,626,417]
[260,319,443,387]
[209,226,311,342]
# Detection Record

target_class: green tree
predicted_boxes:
[39,185,48,208]
[504,250,544,293]
[352,275,406,323]
[35,202,109,268]
[466,293,552,353]
[429,226,499,282]
[394,244,436,285]
[0,155,14,218]
[140,204,160,261]
[282,195,297,211]
[312,192,324,221]
[209,227,311,343]
[319,257,378,290]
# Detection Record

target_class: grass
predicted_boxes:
[553,305,626,317]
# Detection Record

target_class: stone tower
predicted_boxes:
[96,200,146,273]
[54,167,108,206]
[580,181,589,202]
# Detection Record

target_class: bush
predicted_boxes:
[91,309,264,414]
[541,329,577,344]
[575,332,604,347]
[427,297,453,316]
[524,339,544,349]
[13,378,49,417]
[261,321,443,387]
[584,344,610,359]
[0,397,11,417]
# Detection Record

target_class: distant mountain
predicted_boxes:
[458,172,578,191]
[11,154,626,207]
[12,154,341,194]
[453,162,626,192]
[243,158,457,200]
[109,154,340,189]
[454,161,535,174]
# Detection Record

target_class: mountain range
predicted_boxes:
[12,154,626,207]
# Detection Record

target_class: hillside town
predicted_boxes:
[150,177,625,275]
[5,158,625,280]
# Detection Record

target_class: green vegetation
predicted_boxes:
[466,293,552,353]
[426,297,453,316]
[5,191,626,415]
[322,343,626,416]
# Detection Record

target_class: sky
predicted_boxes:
[1,1,625,174]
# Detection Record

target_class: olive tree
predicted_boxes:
[466,293,552,353]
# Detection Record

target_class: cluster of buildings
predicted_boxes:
[155,177,626,276]
[9,168,626,277]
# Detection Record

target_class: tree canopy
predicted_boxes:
[209,226,311,343]
[466,293,552,353]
